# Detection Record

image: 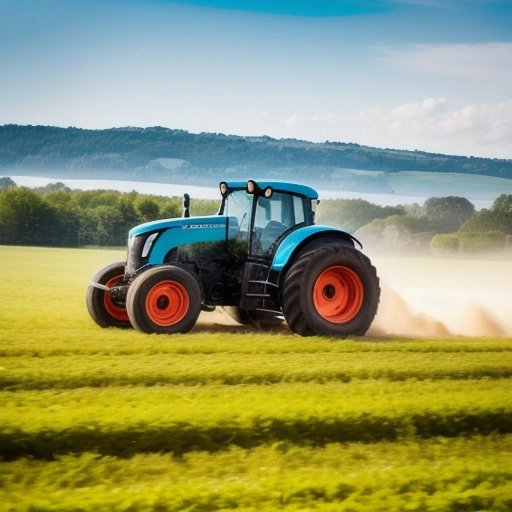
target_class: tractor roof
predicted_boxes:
[225,180,318,200]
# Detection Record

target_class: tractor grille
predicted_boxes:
[125,235,148,278]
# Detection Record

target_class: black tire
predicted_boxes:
[281,246,380,337]
[126,265,201,334]
[294,235,354,260]
[86,261,131,328]
[223,307,284,330]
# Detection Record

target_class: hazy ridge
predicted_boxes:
[1,125,511,191]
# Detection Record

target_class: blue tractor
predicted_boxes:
[87,180,380,336]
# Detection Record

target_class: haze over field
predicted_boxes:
[4,174,508,210]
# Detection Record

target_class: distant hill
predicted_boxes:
[1,125,511,193]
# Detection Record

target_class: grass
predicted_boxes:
[0,245,511,511]
[2,437,511,511]
[2,380,511,459]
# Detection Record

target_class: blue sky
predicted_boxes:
[1,0,511,158]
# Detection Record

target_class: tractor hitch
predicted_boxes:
[89,282,130,293]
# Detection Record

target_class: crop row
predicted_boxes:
[1,437,511,511]
[1,332,511,358]
[2,380,511,459]
[2,351,512,390]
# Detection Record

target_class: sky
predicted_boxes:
[0,0,511,158]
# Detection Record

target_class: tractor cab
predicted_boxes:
[220,180,317,260]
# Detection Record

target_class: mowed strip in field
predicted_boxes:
[0,245,512,511]
[3,350,512,389]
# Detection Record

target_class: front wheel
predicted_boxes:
[86,261,131,328]
[126,266,201,334]
[281,246,380,337]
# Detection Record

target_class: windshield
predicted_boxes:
[225,189,251,230]
[224,189,252,255]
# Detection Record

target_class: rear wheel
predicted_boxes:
[282,246,380,337]
[86,262,131,328]
[126,266,201,334]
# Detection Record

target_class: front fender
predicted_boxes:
[271,225,362,272]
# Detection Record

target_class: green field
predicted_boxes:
[1,245,511,511]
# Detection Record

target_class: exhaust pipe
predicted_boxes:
[182,193,190,218]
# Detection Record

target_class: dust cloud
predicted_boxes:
[369,285,453,337]
[453,303,507,337]
[370,254,512,338]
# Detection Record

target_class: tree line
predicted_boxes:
[0,180,217,247]
[1,178,511,251]
[350,195,512,252]
[317,196,477,235]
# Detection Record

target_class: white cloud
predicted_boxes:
[254,111,270,118]
[354,98,512,158]
[309,113,337,122]
[388,97,448,120]
[282,115,299,127]
[268,100,512,158]
[374,42,512,82]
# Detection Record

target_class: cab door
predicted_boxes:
[250,192,307,258]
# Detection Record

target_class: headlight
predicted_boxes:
[141,232,159,258]
[246,180,257,194]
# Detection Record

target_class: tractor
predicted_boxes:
[87,180,380,336]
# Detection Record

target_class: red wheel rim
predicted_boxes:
[104,275,129,322]
[145,280,189,327]
[313,266,364,324]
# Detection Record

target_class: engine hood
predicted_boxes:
[129,215,227,237]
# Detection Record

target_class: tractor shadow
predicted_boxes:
[193,309,288,334]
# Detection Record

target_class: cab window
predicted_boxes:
[251,192,306,256]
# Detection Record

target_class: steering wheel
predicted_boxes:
[260,220,287,252]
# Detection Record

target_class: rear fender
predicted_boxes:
[271,225,362,273]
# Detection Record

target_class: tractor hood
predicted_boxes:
[129,215,227,237]
[126,215,229,272]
